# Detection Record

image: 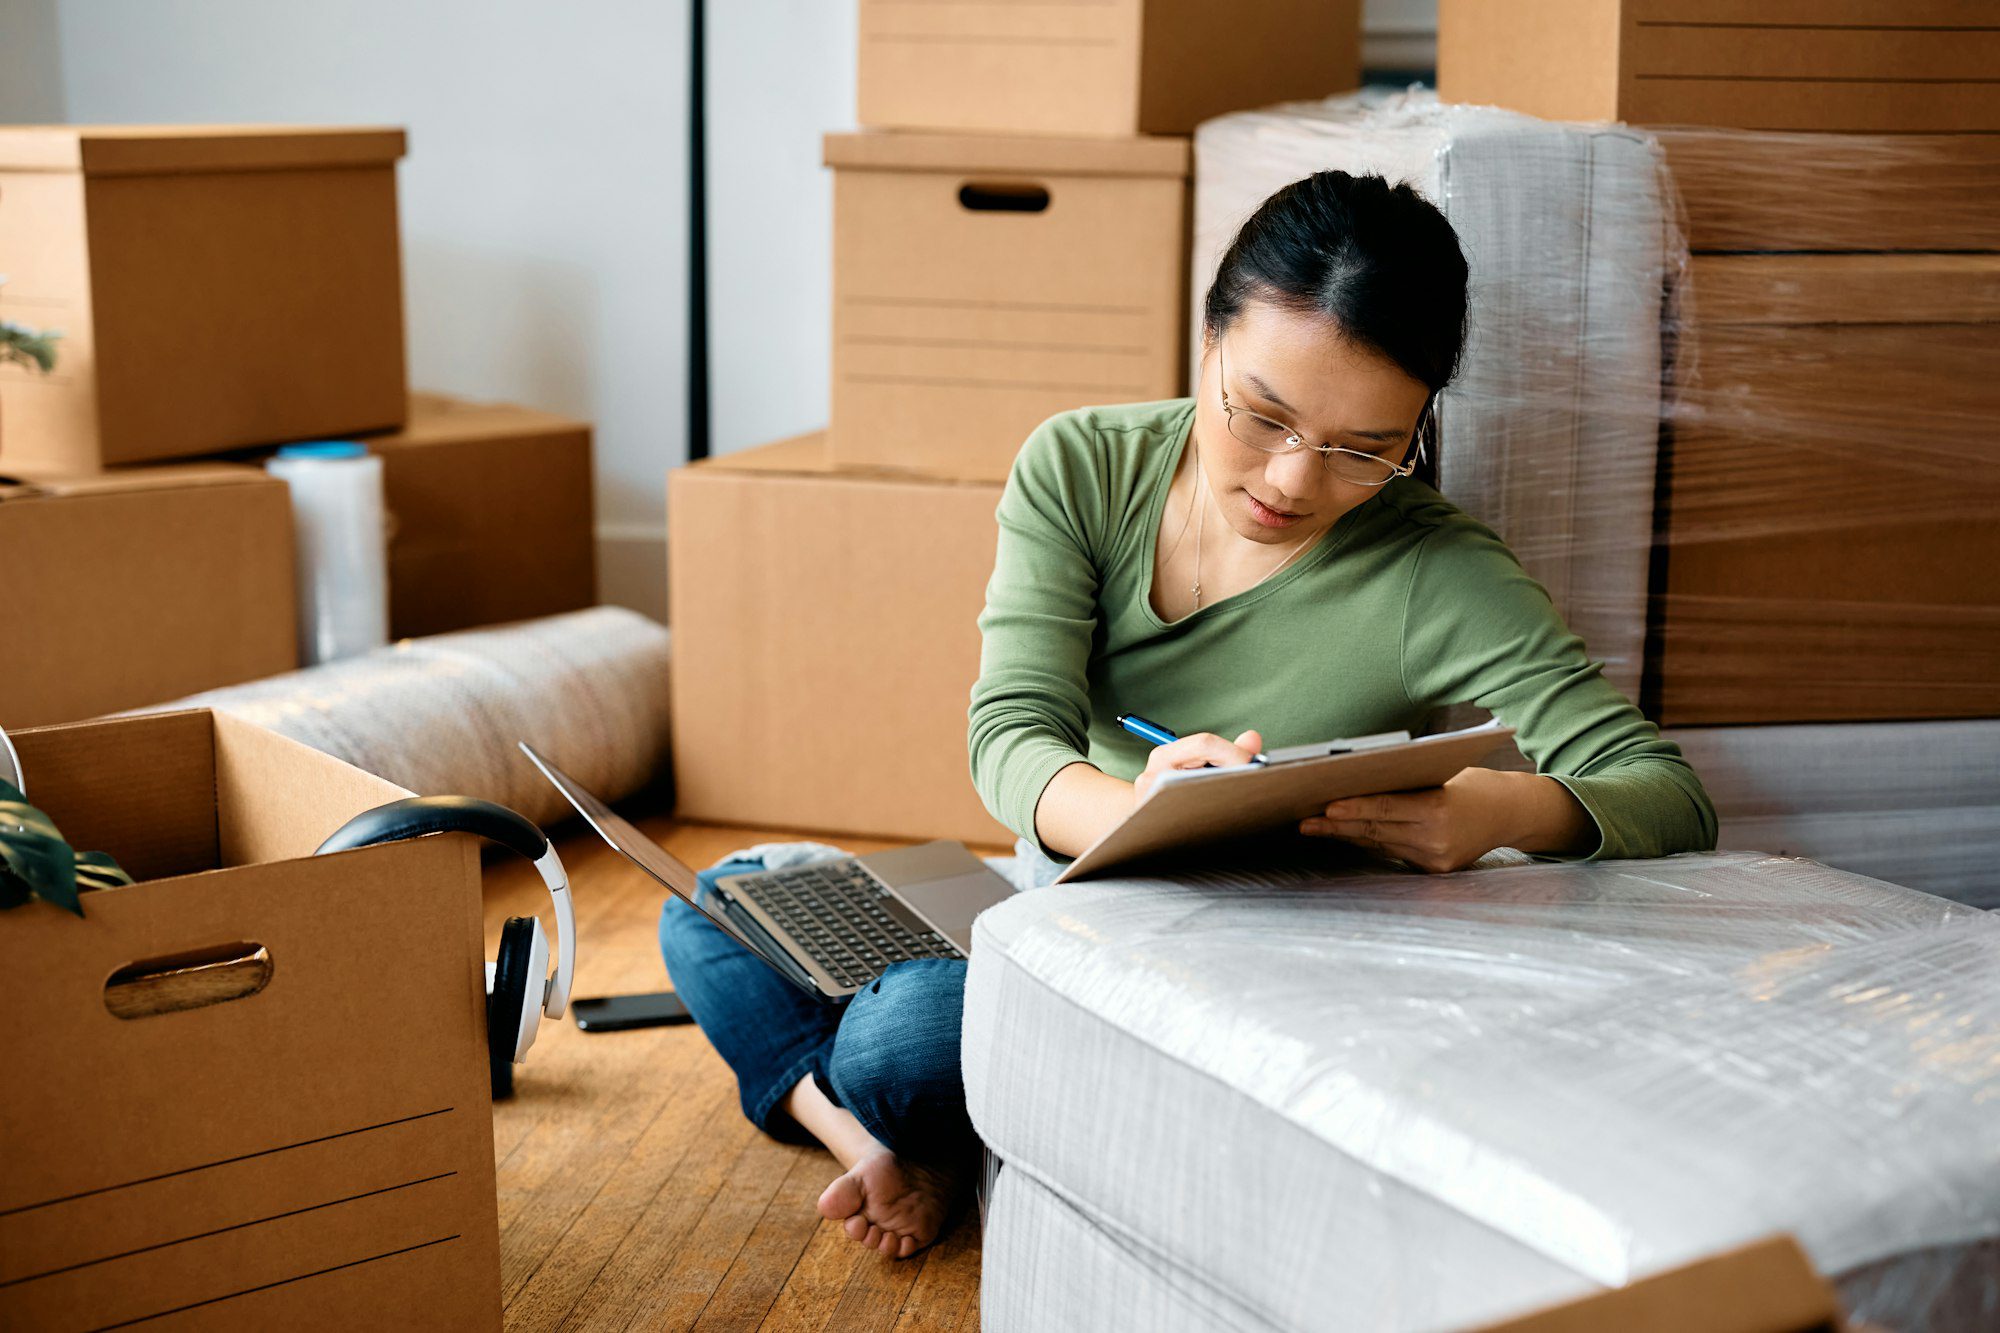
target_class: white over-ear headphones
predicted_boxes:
[315,795,574,1097]
[0,723,23,794]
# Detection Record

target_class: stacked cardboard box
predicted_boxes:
[670,3,1361,842]
[0,127,599,725]
[1429,3,2000,901]
[1437,0,2000,133]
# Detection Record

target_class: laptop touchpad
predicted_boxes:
[899,870,1012,944]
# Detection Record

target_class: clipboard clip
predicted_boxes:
[1262,730,1413,765]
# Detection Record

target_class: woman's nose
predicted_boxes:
[1266,448,1322,501]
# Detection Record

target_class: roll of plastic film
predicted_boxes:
[266,442,390,665]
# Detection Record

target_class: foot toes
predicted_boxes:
[897,1234,917,1259]
[844,1213,868,1241]
[818,1171,865,1223]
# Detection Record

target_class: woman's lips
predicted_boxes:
[1245,493,1305,528]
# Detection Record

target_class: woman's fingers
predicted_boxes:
[1158,731,1261,770]
[1317,790,1433,823]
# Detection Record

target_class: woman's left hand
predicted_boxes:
[1298,767,1593,872]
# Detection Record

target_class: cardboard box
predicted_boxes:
[855,0,1358,138]
[0,710,501,1330]
[1650,253,2000,725]
[1438,1,2000,133]
[668,434,1010,845]
[1477,1235,1845,1332]
[827,132,1188,482]
[0,462,297,728]
[1657,129,2000,254]
[359,392,596,638]
[0,125,408,470]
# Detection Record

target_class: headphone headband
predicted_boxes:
[315,795,574,1021]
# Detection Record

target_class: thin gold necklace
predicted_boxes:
[1189,447,1316,610]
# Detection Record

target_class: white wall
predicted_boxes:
[9,0,692,618]
[0,1,64,122]
[708,1,857,460]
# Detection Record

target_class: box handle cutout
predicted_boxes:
[105,942,272,1019]
[958,182,1050,214]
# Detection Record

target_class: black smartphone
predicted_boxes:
[571,991,695,1032]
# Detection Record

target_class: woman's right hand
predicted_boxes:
[1132,730,1264,805]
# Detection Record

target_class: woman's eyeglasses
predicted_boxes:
[1217,341,1426,488]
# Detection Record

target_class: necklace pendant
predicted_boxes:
[1191,581,1201,607]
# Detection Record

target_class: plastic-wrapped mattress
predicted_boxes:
[1193,90,1673,704]
[964,854,2000,1331]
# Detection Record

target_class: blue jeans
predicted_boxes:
[657,859,977,1168]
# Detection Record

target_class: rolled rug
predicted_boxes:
[137,606,672,827]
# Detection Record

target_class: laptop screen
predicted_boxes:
[517,743,812,992]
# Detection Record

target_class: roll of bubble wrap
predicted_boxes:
[141,607,672,827]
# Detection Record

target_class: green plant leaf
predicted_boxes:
[0,778,89,915]
[75,850,135,891]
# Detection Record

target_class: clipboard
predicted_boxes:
[1055,722,1516,883]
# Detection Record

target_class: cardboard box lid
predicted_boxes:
[688,431,1003,493]
[0,460,277,503]
[365,391,589,448]
[824,130,1190,179]
[0,125,407,176]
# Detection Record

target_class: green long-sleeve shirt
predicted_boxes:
[968,399,1717,860]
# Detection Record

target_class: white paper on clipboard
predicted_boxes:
[1054,720,1516,883]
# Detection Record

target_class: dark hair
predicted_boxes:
[1203,171,1469,395]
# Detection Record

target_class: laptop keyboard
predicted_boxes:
[735,861,961,990]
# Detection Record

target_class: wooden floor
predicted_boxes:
[480,817,1002,1332]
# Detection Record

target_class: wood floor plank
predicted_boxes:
[625,1129,811,1330]
[753,1214,873,1333]
[693,1150,834,1331]
[889,1216,983,1333]
[551,1076,756,1332]
[822,1242,925,1333]
[504,1046,736,1329]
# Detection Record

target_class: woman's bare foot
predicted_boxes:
[816,1150,958,1259]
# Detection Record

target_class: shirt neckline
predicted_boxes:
[1136,402,1373,632]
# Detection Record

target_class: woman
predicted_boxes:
[661,170,1717,1261]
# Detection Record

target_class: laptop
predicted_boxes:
[520,743,1017,1001]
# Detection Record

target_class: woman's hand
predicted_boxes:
[1298,767,1594,872]
[1133,729,1263,805]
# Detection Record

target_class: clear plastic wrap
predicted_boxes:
[1194,89,1673,705]
[1192,90,2000,907]
[965,854,2000,1331]
[132,607,672,827]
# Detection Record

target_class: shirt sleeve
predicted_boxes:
[968,416,1106,848]
[1399,520,1718,860]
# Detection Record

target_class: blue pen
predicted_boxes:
[1115,713,1269,765]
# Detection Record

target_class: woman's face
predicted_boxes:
[1194,299,1434,545]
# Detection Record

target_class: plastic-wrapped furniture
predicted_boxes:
[1194,90,1674,704]
[965,854,2000,1331]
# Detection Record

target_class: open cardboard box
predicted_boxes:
[0,710,500,1330]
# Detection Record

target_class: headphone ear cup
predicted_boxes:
[487,917,536,1099]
